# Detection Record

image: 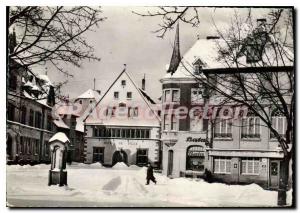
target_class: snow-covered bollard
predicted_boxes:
[48,132,70,187]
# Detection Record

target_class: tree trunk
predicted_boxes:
[277,155,291,206]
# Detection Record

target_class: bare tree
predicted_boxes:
[8,6,106,76]
[137,7,294,206]
[133,6,200,38]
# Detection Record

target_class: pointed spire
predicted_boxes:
[167,23,181,75]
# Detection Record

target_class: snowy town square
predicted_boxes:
[7,162,292,207]
[6,6,295,208]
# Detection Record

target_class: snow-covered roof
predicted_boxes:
[36,74,53,86]
[49,132,70,143]
[163,36,294,80]
[53,117,70,129]
[76,89,101,102]
[163,39,223,79]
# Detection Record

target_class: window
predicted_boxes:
[89,100,93,104]
[35,112,42,128]
[133,107,138,117]
[164,90,171,102]
[127,92,132,99]
[35,139,39,154]
[164,89,180,103]
[27,139,31,154]
[214,117,232,138]
[94,127,150,139]
[29,109,34,126]
[79,100,82,104]
[9,73,17,90]
[172,89,180,102]
[214,157,231,174]
[121,80,126,87]
[93,147,105,163]
[20,106,27,124]
[241,113,260,138]
[114,92,119,99]
[186,146,205,171]
[106,107,116,117]
[136,149,148,165]
[128,107,134,117]
[191,88,204,104]
[20,137,24,154]
[47,115,52,131]
[7,103,15,121]
[141,129,145,138]
[44,142,49,156]
[241,157,259,175]
[171,114,177,130]
[270,110,287,139]
[163,114,170,130]
[130,129,135,138]
[145,129,150,138]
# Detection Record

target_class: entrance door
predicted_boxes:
[270,160,280,188]
[112,150,128,166]
[167,150,174,176]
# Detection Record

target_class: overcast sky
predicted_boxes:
[33,7,278,101]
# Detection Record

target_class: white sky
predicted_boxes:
[31,7,288,101]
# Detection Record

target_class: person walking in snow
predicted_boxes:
[146,163,157,185]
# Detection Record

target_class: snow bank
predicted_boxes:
[89,162,103,168]
[112,162,128,169]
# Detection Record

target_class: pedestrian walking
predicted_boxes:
[146,163,157,185]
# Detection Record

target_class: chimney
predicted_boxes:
[142,74,146,91]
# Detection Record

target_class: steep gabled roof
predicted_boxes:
[83,68,161,122]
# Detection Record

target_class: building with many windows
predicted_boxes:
[7,60,56,164]
[160,23,293,189]
[83,68,161,167]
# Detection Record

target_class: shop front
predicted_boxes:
[162,132,210,178]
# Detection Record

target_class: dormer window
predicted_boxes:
[193,58,204,75]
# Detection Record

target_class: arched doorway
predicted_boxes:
[6,134,13,160]
[167,150,174,176]
[112,150,128,166]
[186,145,205,172]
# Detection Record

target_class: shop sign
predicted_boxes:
[186,137,208,143]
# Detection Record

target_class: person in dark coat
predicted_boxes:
[146,163,157,185]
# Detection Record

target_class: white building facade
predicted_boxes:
[84,69,161,167]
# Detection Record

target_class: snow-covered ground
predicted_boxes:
[6,163,292,207]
